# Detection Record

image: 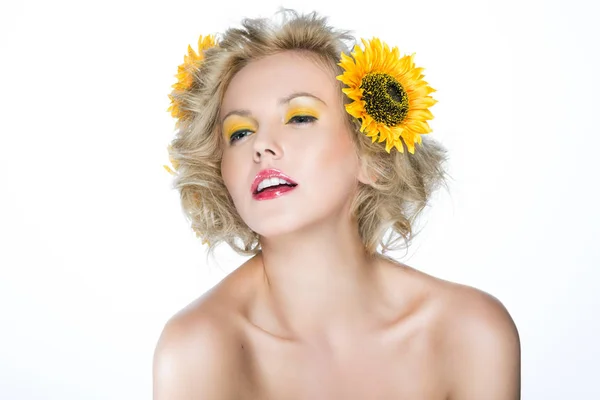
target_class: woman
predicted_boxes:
[154,10,520,399]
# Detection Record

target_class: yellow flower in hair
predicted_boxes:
[337,38,437,153]
[167,34,217,120]
[163,145,179,175]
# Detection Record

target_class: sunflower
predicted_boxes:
[165,35,216,175]
[337,38,437,153]
[167,34,217,121]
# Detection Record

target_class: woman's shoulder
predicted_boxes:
[435,279,521,397]
[380,258,520,397]
[420,269,520,347]
[387,260,521,397]
[390,259,519,347]
[153,258,260,399]
[381,257,517,332]
[154,255,260,350]
[152,298,240,398]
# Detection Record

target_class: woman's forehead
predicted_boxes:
[221,51,339,112]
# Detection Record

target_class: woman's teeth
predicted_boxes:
[256,177,294,193]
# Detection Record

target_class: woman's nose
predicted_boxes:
[252,125,283,163]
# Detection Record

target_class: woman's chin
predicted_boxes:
[250,221,303,240]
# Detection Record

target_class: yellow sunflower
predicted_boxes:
[337,38,437,153]
[167,34,217,120]
[165,35,216,175]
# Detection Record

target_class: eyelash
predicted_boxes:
[287,115,318,125]
[229,129,254,144]
[228,115,317,144]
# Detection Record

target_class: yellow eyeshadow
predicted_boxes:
[285,107,320,122]
[222,117,256,139]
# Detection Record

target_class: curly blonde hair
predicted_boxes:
[166,10,447,258]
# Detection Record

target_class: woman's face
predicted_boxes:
[220,51,367,238]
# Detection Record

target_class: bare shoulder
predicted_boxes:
[152,292,240,399]
[379,258,520,398]
[153,258,259,400]
[431,276,521,399]
[382,259,519,350]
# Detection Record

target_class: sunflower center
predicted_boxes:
[360,73,409,126]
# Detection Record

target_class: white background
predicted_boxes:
[1,0,598,398]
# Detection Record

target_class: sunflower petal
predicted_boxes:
[394,139,405,153]
[409,96,437,109]
[342,87,363,100]
[385,139,394,153]
[346,101,365,118]
[405,119,432,133]
[407,109,434,120]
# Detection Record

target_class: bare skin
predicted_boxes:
[154,253,520,399]
[153,51,520,399]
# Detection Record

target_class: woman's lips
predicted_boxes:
[252,185,297,200]
[251,168,298,194]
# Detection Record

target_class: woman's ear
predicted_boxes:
[357,156,378,185]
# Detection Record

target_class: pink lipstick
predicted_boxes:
[251,168,298,201]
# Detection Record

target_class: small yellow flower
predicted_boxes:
[167,34,217,120]
[163,145,179,175]
[337,38,437,153]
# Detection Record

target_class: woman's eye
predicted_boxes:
[287,115,317,124]
[229,129,253,144]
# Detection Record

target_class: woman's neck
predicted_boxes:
[255,217,386,344]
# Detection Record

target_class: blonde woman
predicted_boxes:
[154,10,520,399]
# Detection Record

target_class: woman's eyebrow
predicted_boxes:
[221,93,325,123]
[221,109,252,123]
[279,92,327,106]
